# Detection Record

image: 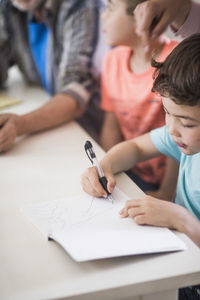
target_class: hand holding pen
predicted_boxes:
[82,140,115,202]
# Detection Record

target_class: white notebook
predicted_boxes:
[21,188,186,261]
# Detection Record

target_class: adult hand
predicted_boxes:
[120,195,187,230]
[0,113,20,152]
[81,165,116,198]
[134,0,191,48]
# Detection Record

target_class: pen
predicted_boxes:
[84,140,113,203]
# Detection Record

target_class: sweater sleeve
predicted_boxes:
[0,5,13,87]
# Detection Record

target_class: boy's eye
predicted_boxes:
[182,124,195,128]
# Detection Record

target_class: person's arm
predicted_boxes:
[0,93,83,152]
[0,2,100,152]
[120,195,200,247]
[100,112,123,151]
[81,132,161,197]
[147,158,179,201]
[13,93,83,134]
[134,0,191,47]
[182,211,200,247]
[101,133,160,175]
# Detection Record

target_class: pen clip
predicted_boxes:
[84,140,95,164]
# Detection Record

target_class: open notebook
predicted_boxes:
[21,188,186,262]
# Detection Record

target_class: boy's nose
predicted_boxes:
[168,126,180,137]
[167,121,180,137]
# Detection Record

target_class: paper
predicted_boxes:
[21,188,186,261]
[0,94,21,109]
[21,188,125,236]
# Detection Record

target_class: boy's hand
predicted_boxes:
[120,195,187,231]
[81,166,116,198]
[0,114,19,152]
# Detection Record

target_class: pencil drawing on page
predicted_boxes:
[48,194,116,234]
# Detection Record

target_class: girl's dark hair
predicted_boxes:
[152,33,200,106]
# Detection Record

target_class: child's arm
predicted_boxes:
[120,195,200,247]
[81,132,160,197]
[147,158,179,201]
[101,132,160,175]
[100,112,123,151]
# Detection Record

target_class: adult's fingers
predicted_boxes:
[0,128,8,144]
[134,2,165,46]
[0,121,15,148]
[151,12,171,40]
[0,138,14,152]
[0,115,9,127]
[135,3,158,40]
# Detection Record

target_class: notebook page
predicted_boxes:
[55,210,186,261]
[20,187,128,236]
[21,187,186,261]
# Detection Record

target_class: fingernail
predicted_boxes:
[119,212,125,218]
[109,187,114,193]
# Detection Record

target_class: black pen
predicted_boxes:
[84,140,113,203]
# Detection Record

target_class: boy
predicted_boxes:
[100,0,179,194]
[81,33,200,248]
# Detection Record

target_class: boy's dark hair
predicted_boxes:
[152,33,200,106]
[126,0,147,15]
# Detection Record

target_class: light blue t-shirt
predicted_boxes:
[28,21,51,93]
[151,125,200,221]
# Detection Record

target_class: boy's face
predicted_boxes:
[102,0,137,46]
[163,97,200,155]
[11,0,43,11]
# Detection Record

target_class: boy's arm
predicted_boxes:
[100,112,123,151]
[82,132,161,198]
[147,158,179,201]
[101,132,160,176]
[120,195,200,247]
[182,212,200,247]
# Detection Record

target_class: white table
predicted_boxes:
[0,67,200,300]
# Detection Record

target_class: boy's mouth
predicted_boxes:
[176,142,187,149]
